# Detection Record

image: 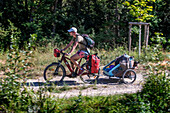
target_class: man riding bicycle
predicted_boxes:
[61,27,90,76]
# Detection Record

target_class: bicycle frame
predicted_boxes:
[58,52,86,77]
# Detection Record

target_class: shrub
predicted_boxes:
[123,64,169,112]
[0,31,37,112]
[140,64,169,112]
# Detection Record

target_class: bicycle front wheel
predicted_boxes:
[44,63,66,82]
[80,63,99,84]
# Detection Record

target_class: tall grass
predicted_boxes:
[1,44,167,79]
[29,44,164,78]
[33,46,130,66]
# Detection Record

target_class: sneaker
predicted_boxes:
[71,72,77,77]
[78,68,84,75]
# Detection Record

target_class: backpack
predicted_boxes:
[87,53,100,73]
[78,34,95,48]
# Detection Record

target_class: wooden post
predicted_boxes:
[146,25,149,47]
[139,25,141,56]
[129,24,132,52]
[128,22,150,55]
[144,25,147,47]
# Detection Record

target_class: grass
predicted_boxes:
[56,94,126,112]
[1,45,169,79]
[31,45,166,77]
[33,46,131,67]
[47,84,98,93]
[47,85,72,93]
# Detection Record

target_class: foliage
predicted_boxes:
[0,20,21,51]
[150,0,170,40]
[123,0,155,22]
[147,32,166,62]
[0,23,8,52]
[151,32,167,45]
[140,65,169,112]
[0,0,169,50]
[0,28,37,112]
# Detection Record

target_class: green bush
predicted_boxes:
[121,64,169,112]
[0,31,38,112]
[140,65,169,112]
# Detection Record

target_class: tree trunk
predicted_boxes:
[25,0,28,21]
[115,0,119,37]
[52,0,58,38]
[57,0,62,9]
[30,0,34,22]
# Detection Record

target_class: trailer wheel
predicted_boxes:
[122,69,136,84]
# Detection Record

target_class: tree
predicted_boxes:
[123,0,155,22]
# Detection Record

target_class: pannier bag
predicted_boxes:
[115,54,134,71]
[54,48,60,57]
[87,54,100,73]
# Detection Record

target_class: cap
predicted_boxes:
[67,27,77,33]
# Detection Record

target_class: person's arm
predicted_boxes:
[63,38,74,51]
[68,41,78,55]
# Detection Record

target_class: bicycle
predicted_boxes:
[43,49,100,84]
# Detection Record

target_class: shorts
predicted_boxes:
[76,50,89,58]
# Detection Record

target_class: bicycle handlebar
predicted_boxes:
[60,50,66,55]
[60,50,71,56]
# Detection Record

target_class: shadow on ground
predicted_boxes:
[25,80,80,86]
[97,78,121,84]
[25,77,122,87]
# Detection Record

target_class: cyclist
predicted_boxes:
[61,27,90,76]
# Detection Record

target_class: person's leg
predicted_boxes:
[70,50,88,75]
[70,53,81,70]
[70,61,75,71]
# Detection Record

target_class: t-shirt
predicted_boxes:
[75,35,87,51]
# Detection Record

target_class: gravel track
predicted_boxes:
[26,72,144,98]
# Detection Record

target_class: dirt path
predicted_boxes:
[26,72,144,98]
[1,57,144,98]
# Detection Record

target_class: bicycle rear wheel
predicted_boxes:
[122,69,136,84]
[44,63,66,82]
[80,63,99,84]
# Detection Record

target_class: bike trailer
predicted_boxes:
[103,54,134,77]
